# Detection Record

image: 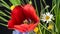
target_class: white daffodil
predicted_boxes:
[41,12,53,23]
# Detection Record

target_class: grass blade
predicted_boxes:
[0,23,7,27]
[0,0,10,9]
[0,16,8,22]
[0,11,11,18]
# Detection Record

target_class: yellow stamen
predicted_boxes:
[45,16,50,20]
[10,5,15,10]
[23,19,28,24]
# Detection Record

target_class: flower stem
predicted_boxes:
[38,23,42,34]
[42,0,49,12]
[34,0,39,16]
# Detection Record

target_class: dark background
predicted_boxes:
[0,0,52,34]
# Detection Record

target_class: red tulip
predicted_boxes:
[8,4,39,32]
[8,5,25,28]
[14,24,29,32]
[23,4,40,31]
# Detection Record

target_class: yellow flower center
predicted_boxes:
[34,27,38,33]
[45,16,50,20]
[10,5,15,10]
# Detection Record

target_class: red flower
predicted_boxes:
[8,5,25,28]
[23,4,40,31]
[8,4,39,32]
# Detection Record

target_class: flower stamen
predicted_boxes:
[45,16,50,20]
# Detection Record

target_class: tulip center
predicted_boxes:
[45,16,50,20]
[23,19,28,24]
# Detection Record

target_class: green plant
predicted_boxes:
[0,0,60,34]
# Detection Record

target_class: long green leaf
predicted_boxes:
[50,4,56,13]
[0,16,8,22]
[42,0,49,12]
[0,0,10,9]
[34,0,39,16]
[4,10,11,14]
[0,11,11,18]
[56,0,60,33]
[0,3,10,9]
[0,23,7,27]
[53,0,60,33]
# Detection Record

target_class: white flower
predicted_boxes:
[41,12,53,23]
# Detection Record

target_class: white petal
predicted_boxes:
[50,14,53,18]
[41,19,46,22]
[46,12,50,16]
[43,20,46,22]
[42,14,46,17]
[41,14,46,18]
[46,21,48,23]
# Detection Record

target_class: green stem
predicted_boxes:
[51,21,58,33]
[44,23,47,34]
[34,0,39,16]
[40,0,43,18]
[42,0,49,12]
[40,23,52,33]
[38,23,42,34]
[50,4,56,13]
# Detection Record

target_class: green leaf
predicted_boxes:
[4,10,11,14]
[0,0,10,9]
[0,23,7,27]
[9,0,21,6]
[0,3,10,9]
[0,11,11,18]
[53,0,60,33]
[0,16,8,22]
[50,4,56,13]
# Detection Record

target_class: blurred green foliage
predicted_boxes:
[0,0,60,34]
